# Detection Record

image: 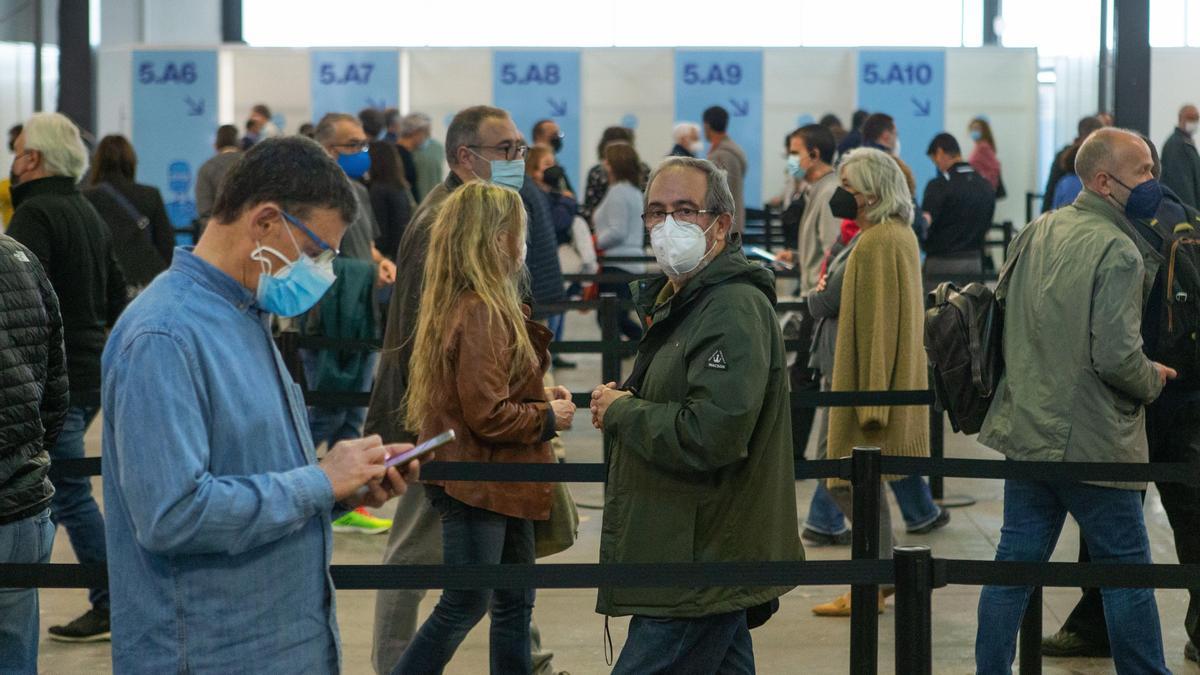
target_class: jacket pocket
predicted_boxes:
[607,490,698,608]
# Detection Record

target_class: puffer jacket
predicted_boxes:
[0,234,68,524]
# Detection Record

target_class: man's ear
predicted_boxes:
[247,203,283,239]
[716,212,734,241]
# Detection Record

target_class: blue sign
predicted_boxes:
[310,50,400,123]
[674,50,764,214]
[856,50,946,205]
[493,50,581,192]
[132,50,218,239]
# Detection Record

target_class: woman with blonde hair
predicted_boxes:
[809,147,930,616]
[392,181,576,674]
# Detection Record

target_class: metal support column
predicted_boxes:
[1113,0,1151,133]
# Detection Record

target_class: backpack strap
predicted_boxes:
[98,182,150,231]
[995,218,1037,301]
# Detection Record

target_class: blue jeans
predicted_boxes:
[48,405,108,610]
[0,509,55,674]
[975,479,1169,674]
[391,487,535,675]
[301,350,378,449]
[806,476,940,534]
[613,610,754,675]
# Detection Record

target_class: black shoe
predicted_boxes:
[908,509,951,535]
[48,607,111,643]
[551,357,577,370]
[801,527,852,547]
[1186,640,1197,663]
[1040,629,1110,658]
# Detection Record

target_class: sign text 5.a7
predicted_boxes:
[318,62,375,86]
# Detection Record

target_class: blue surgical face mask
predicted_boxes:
[467,148,525,191]
[1111,176,1163,220]
[786,154,805,180]
[252,227,337,318]
[969,129,983,142]
[337,149,371,179]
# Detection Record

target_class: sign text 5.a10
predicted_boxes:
[138,61,197,85]
[499,63,561,86]
[681,63,742,86]
[318,63,375,86]
[861,62,933,86]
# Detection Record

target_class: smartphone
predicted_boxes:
[748,246,794,270]
[383,430,455,468]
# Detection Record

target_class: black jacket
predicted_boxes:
[519,180,565,310]
[7,176,127,394]
[921,161,996,256]
[83,178,175,286]
[0,234,68,525]
[369,182,413,261]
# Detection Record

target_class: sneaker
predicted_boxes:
[1186,640,1197,663]
[801,527,852,547]
[907,509,951,535]
[332,507,392,535]
[1040,629,1111,658]
[48,608,110,643]
[811,590,887,617]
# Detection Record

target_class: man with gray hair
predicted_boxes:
[6,111,127,643]
[589,156,802,673]
[408,112,446,203]
[1161,103,1200,209]
[974,127,1176,673]
[392,113,431,203]
[670,122,702,158]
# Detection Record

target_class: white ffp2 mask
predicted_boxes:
[650,214,714,277]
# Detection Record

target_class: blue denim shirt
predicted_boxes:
[102,249,341,674]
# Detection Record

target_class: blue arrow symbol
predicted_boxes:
[365,97,387,110]
[729,99,750,117]
[548,98,568,117]
[184,97,205,116]
[912,98,931,117]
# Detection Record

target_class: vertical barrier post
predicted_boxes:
[929,407,945,500]
[1019,587,1043,675]
[850,446,882,675]
[599,293,622,386]
[894,546,933,675]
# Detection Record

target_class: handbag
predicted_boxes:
[534,481,579,558]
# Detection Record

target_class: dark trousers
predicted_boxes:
[597,266,643,342]
[613,610,754,675]
[1060,398,1200,647]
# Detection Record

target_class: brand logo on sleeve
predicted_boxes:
[706,349,727,370]
[13,251,29,263]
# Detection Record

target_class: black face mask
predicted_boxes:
[549,136,563,153]
[829,186,859,220]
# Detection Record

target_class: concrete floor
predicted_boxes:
[33,310,1199,675]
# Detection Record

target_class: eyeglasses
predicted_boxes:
[468,143,529,161]
[641,207,714,227]
[330,140,369,153]
[282,211,339,261]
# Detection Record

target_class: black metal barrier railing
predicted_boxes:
[21,448,1200,675]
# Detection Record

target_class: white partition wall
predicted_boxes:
[1151,48,1200,159]
[96,44,1040,229]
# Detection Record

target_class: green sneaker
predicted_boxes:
[332,507,392,535]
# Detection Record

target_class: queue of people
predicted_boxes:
[1,95,1198,675]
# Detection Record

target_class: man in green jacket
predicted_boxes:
[975,128,1177,674]
[590,156,802,673]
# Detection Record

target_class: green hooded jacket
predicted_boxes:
[596,242,803,619]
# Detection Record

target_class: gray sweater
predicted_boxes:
[593,181,646,272]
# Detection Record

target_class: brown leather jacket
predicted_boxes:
[421,292,555,520]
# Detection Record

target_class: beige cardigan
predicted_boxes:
[827,220,929,485]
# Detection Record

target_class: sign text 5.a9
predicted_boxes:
[681,63,742,86]
[138,61,197,85]
[499,63,561,86]
[318,63,375,86]
[861,62,933,86]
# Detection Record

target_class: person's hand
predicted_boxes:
[320,435,388,502]
[815,273,827,293]
[563,190,576,200]
[590,382,631,430]
[545,385,572,402]
[550,399,576,431]
[341,444,426,508]
[376,258,397,287]
[1153,362,1179,386]
[775,249,795,264]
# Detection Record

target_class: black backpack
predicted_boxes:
[1157,225,1200,383]
[924,227,1032,434]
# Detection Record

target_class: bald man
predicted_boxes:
[974,128,1175,675]
[1162,104,1200,209]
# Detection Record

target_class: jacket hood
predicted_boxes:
[632,233,777,319]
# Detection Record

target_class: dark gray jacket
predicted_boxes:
[0,234,68,524]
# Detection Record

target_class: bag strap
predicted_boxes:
[946,291,988,392]
[98,182,150,231]
[995,219,1037,301]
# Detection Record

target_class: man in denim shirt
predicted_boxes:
[101,137,421,673]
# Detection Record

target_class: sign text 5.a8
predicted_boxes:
[498,63,561,86]
[137,61,197,85]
